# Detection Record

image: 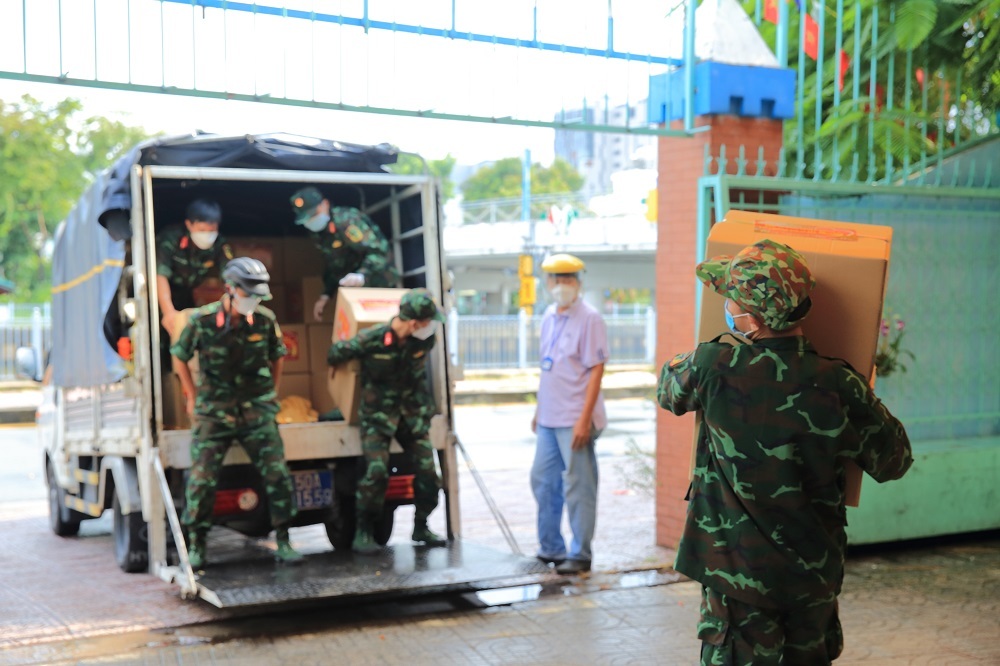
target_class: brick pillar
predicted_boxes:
[654,115,784,548]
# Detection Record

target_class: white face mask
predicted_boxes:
[550,284,578,308]
[411,322,436,340]
[232,293,261,316]
[304,212,330,233]
[190,231,218,250]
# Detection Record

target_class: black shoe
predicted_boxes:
[536,554,566,566]
[555,559,592,575]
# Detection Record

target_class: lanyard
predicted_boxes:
[543,314,570,361]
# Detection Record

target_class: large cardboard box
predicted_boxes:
[328,288,407,424]
[280,324,310,374]
[264,283,288,322]
[697,211,893,506]
[307,323,338,415]
[161,373,191,430]
[231,236,283,282]
[192,278,226,307]
[287,276,331,323]
[283,237,326,282]
[277,372,311,400]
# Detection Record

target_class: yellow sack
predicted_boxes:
[276,395,318,424]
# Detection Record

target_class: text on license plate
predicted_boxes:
[292,470,333,510]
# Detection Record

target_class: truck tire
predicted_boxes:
[324,494,356,551]
[47,464,81,537]
[113,493,149,573]
[374,507,394,546]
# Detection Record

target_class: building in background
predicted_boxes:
[554,99,656,200]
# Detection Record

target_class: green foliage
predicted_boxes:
[389,152,457,202]
[461,156,583,202]
[875,310,916,378]
[741,0,998,182]
[0,95,147,302]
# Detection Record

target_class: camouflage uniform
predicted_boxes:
[288,188,399,294]
[327,324,439,523]
[170,301,297,540]
[156,225,233,309]
[326,291,446,535]
[657,239,913,665]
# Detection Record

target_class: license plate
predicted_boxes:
[292,469,333,510]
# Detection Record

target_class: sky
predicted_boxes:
[0,0,685,167]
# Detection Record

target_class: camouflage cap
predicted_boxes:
[696,238,815,331]
[398,288,446,322]
[289,186,325,225]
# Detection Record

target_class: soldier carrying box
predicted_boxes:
[289,186,400,321]
[326,289,447,555]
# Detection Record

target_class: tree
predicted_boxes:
[389,152,457,202]
[742,0,998,182]
[0,95,148,302]
[460,157,584,202]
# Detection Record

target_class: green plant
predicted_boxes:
[874,311,916,378]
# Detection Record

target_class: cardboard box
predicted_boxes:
[264,283,288,322]
[280,324,310,374]
[192,278,225,307]
[696,210,893,506]
[283,237,326,282]
[287,276,331,323]
[161,373,191,430]
[309,367,339,415]
[231,237,283,282]
[306,323,338,416]
[277,372,311,400]
[328,287,407,424]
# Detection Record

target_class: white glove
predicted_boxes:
[339,272,366,287]
[313,295,330,322]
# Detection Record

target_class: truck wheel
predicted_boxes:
[324,494,356,551]
[373,507,394,546]
[113,493,149,573]
[47,464,81,537]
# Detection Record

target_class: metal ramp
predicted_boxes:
[193,537,553,609]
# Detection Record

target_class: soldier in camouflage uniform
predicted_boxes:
[326,289,447,554]
[656,239,912,665]
[156,198,234,332]
[171,257,303,570]
[289,186,400,321]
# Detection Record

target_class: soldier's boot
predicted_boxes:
[274,527,304,565]
[412,515,447,546]
[352,518,379,555]
[187,532,206,570]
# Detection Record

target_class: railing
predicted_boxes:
[447,309,656,370]
[0,304,50,381]
[460,193,594,226]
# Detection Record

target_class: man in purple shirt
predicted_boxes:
[530,253,609,574]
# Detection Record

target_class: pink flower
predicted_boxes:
[896,319,905,332]
[880,320,890,336]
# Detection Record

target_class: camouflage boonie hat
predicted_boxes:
[696,238,815,331]
[399,289,446,322]
[289,186,324,225]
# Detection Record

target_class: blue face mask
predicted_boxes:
[304,211,330,233]
[724,302,752,338]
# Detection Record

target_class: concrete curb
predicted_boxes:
[454,385,654,405]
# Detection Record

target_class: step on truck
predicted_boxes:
[16,133,547,608]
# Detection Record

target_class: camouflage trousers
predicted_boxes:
[356,417,441,521]
[182,410,297,538]
[697,586,843,666]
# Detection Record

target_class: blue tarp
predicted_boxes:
[52,133,397,388]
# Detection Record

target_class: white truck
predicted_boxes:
[17,133,543,608]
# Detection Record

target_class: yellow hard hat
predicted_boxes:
[541,253,585,274]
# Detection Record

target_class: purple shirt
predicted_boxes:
[536,298,608,430]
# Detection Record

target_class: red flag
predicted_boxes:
[764,0,779,24]
[803,13,819,60]
[838,50,851,91]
